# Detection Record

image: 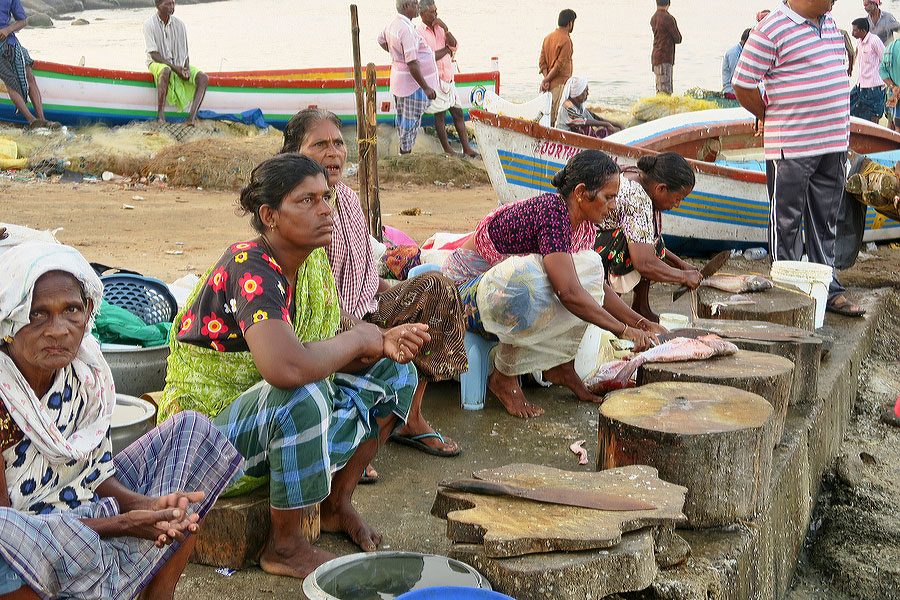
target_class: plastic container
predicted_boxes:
[397,587,514,600]
[111,394,157,455]
[659,313,690,331]
[770,260,832,329]
[302,552,492,600]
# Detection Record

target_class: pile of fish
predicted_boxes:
[585,334,739,394]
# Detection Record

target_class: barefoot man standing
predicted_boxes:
[143,0,209,125]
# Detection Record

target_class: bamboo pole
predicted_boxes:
[349,4,371,229]
[365,63,382,242]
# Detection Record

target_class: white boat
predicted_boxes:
[469,107,900,253]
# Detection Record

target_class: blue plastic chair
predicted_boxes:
[407,263,495,411]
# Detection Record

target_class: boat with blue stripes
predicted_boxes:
[469,107,900,254]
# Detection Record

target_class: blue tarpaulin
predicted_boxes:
[196,108,268,129]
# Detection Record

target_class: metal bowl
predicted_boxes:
[302,552,491,600]
[111,394,157,455]
[102,343,170,397]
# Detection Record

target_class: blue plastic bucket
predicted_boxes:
[396,587,514,600]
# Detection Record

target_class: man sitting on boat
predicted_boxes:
[554,76,623,138]
[595,153,702,323]
[143,0,209,126]
[0,0,54,128]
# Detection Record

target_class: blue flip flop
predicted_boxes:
[390,431,461,457]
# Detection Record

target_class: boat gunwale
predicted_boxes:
[469,109,768,184]
[33,60,500,92]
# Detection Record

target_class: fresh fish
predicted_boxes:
[700,274,773,294]
[585,335,738,393]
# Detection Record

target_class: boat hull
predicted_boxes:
[0,61,499,129]
[470,109,900,254]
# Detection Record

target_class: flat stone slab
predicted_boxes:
[431,463,686,558]
[449,528,657,600]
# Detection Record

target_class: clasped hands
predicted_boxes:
[351,322,431,365]
[123,491,206,548]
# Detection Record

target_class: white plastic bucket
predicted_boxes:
[659,313,690,331]
[770,260,832,329]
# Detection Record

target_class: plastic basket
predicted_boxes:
[101,274,178,326]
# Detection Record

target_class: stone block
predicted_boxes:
[190,488,319,570]
[449,528,657,600]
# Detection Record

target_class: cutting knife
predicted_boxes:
[439,478,656,512]
[672,250,731,302]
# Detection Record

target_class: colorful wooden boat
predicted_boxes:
[470,107,900,253]
[0,61,500,129]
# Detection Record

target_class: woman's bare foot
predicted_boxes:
[487,370,544,417]
[320,498,382,551]
[259,535,336,579]
[544,361,605,403]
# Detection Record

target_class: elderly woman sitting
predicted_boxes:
[159,154,429,578]
[0,238,240,600]
[554,76,623,138]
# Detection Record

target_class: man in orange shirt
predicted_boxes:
[650,0,682,95]
[539,9,576,121]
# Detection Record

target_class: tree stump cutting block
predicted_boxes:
[190,489,319,569]
[693,318,822,406]
[637,349,793,444]
[697,284,816,331]
[431,463,686,558]
[448,528,657,600]
[598,382,775,528]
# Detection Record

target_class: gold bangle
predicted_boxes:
[635,317,647,329]
[620,323,628,338]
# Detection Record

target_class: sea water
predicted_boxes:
[315,554,483,600]
[20,0,879,109]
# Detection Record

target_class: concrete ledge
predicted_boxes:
[626,289,888,600]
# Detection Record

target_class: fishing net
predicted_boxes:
[630,93,720,123]
[477,251,605,375]
[144,135,282,189]
[377,153,490,186]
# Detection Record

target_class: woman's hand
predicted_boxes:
[623,326,656,352]
[638,319,668,336]
[382,324,431,364]
[680,268,703,289]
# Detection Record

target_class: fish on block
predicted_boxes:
[700,274,773,294]
[585,334,739,393]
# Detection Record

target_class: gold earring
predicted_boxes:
[2,336,12,344]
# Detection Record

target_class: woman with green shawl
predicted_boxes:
[158,154,429,579]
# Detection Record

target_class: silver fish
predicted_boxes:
[700,274,773,294]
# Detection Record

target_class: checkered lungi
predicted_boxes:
[394,88,431,153]
[0,411,241,599]
[214,358,415,510]
[0,41,33,99]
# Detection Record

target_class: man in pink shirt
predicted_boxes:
[850,17,886,123]
[417,0,478,158]
[378,0,438,154]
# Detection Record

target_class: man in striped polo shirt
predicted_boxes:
[732,0,865,317]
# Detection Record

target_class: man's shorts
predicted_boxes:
[148,62,202,112]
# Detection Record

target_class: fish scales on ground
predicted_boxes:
[700,274,773,294]
[585,334,738,393]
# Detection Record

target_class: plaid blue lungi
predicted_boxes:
[0,40,33,100]
[0,411,241,599]
[214,358,415,510]
[394,89,431,153]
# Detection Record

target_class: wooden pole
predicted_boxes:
[365,62,382,242]
[350,5,371,229]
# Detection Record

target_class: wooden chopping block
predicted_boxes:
[693,318,822,406]
[697,283,816,331]
[598,382,775,528]
[431,463,686,558]
[637,349,793,445]
[190,489,319,569]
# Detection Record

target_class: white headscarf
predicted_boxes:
[0,238,116,511]
[556,76,590,129]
